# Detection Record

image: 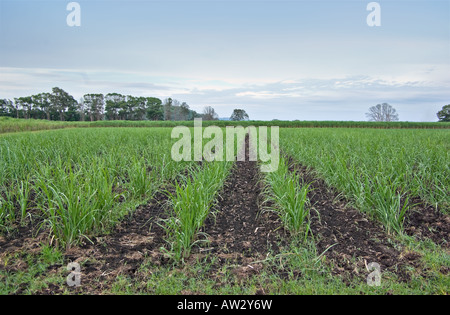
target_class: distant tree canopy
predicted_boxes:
[51,87,79,121]
[202,106,219,121]
[437,104,450,122]
[230,109,249,121]
[146,97,164,121]
[0,88,200,122]
[366,103,399,122]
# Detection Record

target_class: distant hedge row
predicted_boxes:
[1,116,449,135]
[86,119,450,129]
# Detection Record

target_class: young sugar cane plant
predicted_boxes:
[161,160,232,262]
[0,189,15,228]
[0,178,33,228]
[35,159,121,249]
[263,156,312,241]
[362,175,412,234]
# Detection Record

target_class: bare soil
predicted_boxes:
[405,198,449,248]
[61,191,171,294]
[0,191,171,294]
[198,157,285,279]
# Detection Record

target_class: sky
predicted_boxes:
[0,0,449,121]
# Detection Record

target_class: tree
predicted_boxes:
[16,96,35,119]
[230,109,249,121]
[163,98,173,121]
[105,93,126,120]
[202,106,219,121]
[120,95,138,120]
[0,99,14,117]
[132,96,148,120]
[171,99,182,121]
[78,98,86,121]
[437,104,450,122]
[50,87,78,121]
[0,99,7,116]
[32,93,51,120]
[146,97,163,120]
[65,99,81,121]
[180,102,190,121]
[366,103,399,122]
[188,109,202,120]
[83,94,104,121]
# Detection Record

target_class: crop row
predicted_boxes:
[0,128,188,248]
[279,128,449,234]
[0,127,241,257]
[2,117,450,136]
[161,161,233,261]
[1,126,448,256]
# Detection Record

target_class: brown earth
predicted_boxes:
[198,157,285,280]
[0,190,171,294]
[404,198,449,248]
[60,191,172,294]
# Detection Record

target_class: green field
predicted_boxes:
[1,116,449,135]
[281,128,450,231]
[0,128,189,247]
[0,121,448,295]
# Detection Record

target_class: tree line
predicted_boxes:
[9,87,447,123]
[0,87,222,122]
[366,103,449,122]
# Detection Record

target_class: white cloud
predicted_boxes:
[1,67,449,121]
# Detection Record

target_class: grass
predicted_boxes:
[0,244,65,294]
[74,119,450,129]
[1,234,448,295]
[0,117,76,134]
[263,156,312,240]
[0,127,189,248]
[1,116,449,136]
[73,237,449,295]
[162,161,233,262]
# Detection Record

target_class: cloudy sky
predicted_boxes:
[0,0,449,121]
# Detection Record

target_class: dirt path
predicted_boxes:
[200,157,284,274]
